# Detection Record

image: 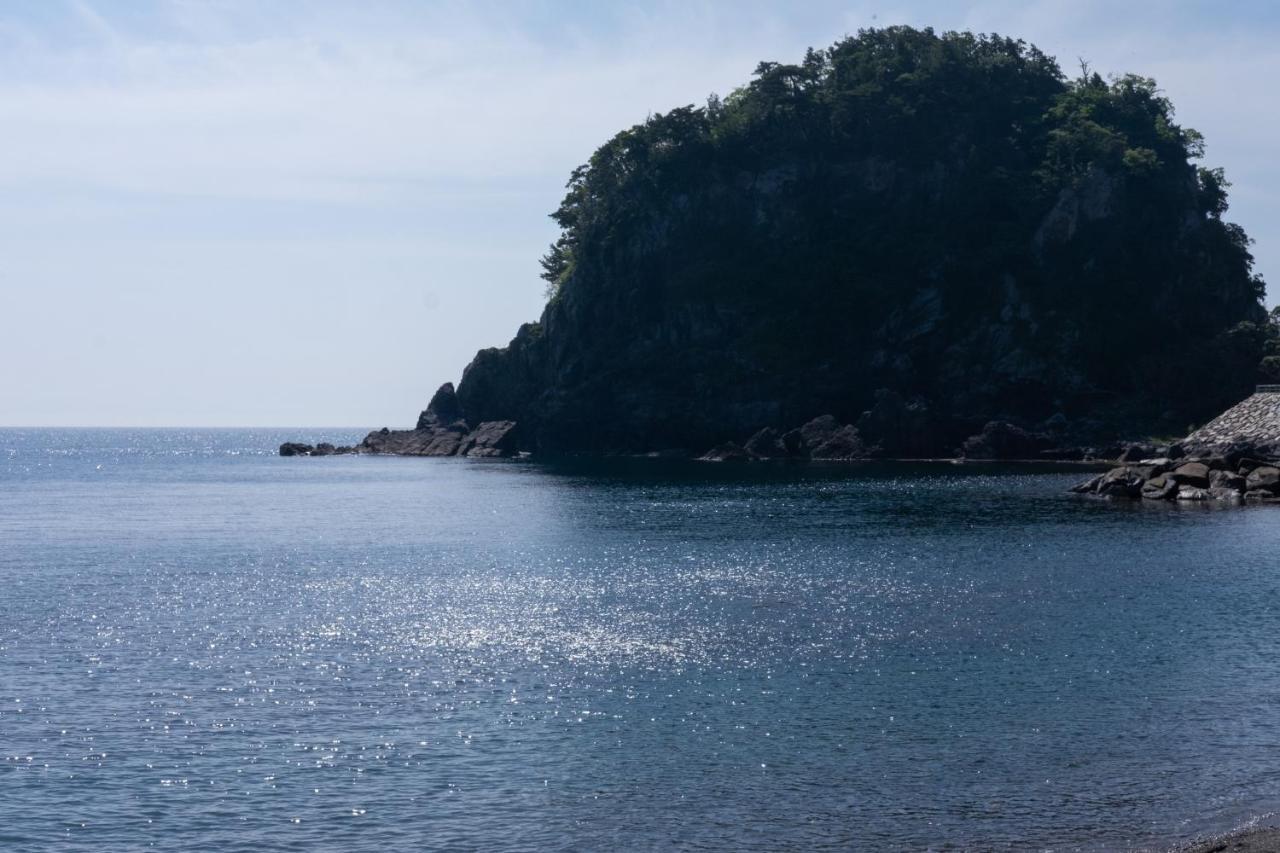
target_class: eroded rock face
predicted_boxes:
[458,421,519,457]
[417,382,464,430]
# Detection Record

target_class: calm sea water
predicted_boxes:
[3,429,1280,851]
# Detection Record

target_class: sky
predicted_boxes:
[2,1,1278,427]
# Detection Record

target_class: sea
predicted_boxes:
[3,428,1280,851]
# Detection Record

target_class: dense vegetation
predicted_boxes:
[457,27,1267,453]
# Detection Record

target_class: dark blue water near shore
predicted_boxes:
[4,429,1280,851]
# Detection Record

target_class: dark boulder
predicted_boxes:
[1118,444,1157,463]
[1096,467,1144,498]
[1170,462,1211,488]
[960,421,1052,460]
[1141,474,1178,500]
[279,442,314,457]
[798,416,840,449]
[1070,474,1103,494]
[744,427,786,458]
[460,421,520,457]
[1238,458,1273,475]
[1210,469,1247,492]
[699,442,751,462]
[780,416,841,458]
[1245,466,1280,494]
[311,443,336,456]
[810,425,871,460]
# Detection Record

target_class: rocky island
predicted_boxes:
[284,27,1278,469]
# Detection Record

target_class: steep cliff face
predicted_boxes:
[451,28,1266,455]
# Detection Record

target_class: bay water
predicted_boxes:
[4,429,1280,850]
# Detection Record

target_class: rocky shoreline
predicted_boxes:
[281,382,1138,464]
[279,382,522,459]
[280,384,1280,510]
[1069,438,1280,503]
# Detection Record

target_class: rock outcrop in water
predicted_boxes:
[287,28,1271,462]
[278,442,356,457]
[279,383,522,458]
[440,28,1267,457]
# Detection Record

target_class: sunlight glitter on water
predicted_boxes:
[5,432,1280,850]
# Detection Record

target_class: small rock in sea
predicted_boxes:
[279,442,314,457]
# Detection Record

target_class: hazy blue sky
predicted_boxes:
[3,1,1277,426]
